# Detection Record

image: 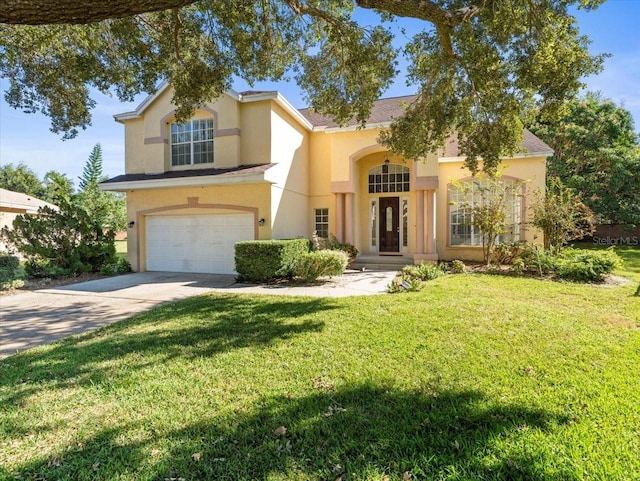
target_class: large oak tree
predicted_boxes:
[530,93,640,225]
[0,0,606,173]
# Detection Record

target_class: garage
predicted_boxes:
[145,213,255,274]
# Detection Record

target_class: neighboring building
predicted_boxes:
[102,82,551,274]
[0,188,57,253]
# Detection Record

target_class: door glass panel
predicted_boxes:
[386,206,393,232]
[370,201,377,247]
[402,199,408,247]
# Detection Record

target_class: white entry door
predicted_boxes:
[145,214,254,274]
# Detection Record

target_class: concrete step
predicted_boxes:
[350,255,413,271]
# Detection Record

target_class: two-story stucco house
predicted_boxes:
[102,81,551,274]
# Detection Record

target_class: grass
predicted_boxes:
[0,248,638,480]
[115,239,127,260]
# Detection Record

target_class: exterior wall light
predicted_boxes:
[258,218,266,226]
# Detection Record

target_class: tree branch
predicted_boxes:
[0,0,198,25]
[356,0,487,58]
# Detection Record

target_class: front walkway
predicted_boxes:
[0,270,396,358]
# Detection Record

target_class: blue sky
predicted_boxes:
[0,1,638,185]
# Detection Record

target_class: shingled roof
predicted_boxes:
[298,95,418,129]
[0,188,57,213]
[101,164,274,185]
[298,95,552,156]
[441,130,553,157]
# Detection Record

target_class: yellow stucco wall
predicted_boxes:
[121,89,244,175]
[116,86,548,268]
[436,156,546,262]
[240,101,271,165]
[267,101,310,239]
[125,183,272,271]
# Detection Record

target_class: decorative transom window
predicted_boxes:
[314,208,329,238]
[449,178,522,246]
[368,164,410,194]
[170,119,214,166]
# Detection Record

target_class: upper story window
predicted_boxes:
[170,119,214,166]
[368,164,410,193]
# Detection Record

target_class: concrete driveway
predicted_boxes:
[0,270,395,359]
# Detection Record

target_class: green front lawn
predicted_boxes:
[115,239,127,260]
[1,249,638,480]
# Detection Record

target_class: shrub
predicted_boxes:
[520,244,557,276]
[493,241,525,265]
[235,239,310,282]
[1,196,117,277]
[1,278,25,290]
[388,276,423,293]
[554,248,621,282]
[450,259,466,274]
[312,234,359,264]
[531,177,595,253]
[100,257,132,276]
[0,254,19,271]
[401,262,441,281]
[294,250,348,282]
[510,258,525,275]
[634,283,640,297]
[0,253,20,286]
[24,258,71,278]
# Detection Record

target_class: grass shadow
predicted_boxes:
[7,383,571,480]
[0,294,333,406]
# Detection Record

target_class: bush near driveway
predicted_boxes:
[293,249,348,281]
[235,239,311,282]
[0,253,24,289]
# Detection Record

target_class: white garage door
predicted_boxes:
[146,214,254,274]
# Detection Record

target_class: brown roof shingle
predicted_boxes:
[100,164,274,184]
[299,96,552,155]
[442,130,553,157]
[298,95,418,128]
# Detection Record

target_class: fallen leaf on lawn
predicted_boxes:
[452,439,460,450]
[382,475,390,481]
[403,472,412,480]
[334,475,345,481]
[312,377,335,391]
[192,452,201,461]
[273,426,287,437]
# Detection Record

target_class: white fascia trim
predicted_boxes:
[321,121,392,134]
[438,151,553,163]
[0,202,37,213]
[240,92,314,131]
[100,172,273,192]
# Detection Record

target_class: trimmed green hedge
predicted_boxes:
[294,250,348,282]
[235,239,310,282]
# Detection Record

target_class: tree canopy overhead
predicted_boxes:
[0,0,606,174]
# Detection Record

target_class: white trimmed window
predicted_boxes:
[170,119,214,166]
[314,208,329,238]
[368,164,410,193]
[449,178,522,246]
